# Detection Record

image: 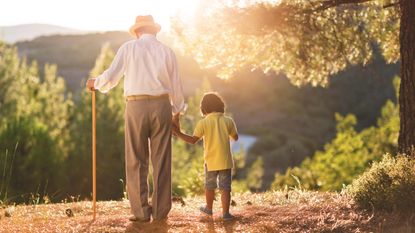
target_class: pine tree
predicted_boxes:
[67,44,125,200]
[0,43,72,202]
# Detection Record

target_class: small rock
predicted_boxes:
[172,196,186,207]
[5,207,13,217]
[246,201,252,205]
[231,200,237,206]
[65,208,74,217]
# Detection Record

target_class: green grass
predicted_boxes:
[0,143,18,206]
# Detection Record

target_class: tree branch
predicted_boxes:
[313,0,375,11]
[383,2,399,8]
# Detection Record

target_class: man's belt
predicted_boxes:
[126,94,169,101]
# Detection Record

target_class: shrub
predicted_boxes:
[272,98,398,191]
[0,117,65,203]
[246,157,264,191]
[347,154,415,213]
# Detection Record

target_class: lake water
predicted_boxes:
[231,134,257,154]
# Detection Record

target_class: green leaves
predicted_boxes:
[174,0,399,86]
[348,154,415,213]
[0,42,72,203]
[67,44,125,200]
[272,80,399,191]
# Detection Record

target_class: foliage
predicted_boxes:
[0,24,404,202]
[0,41,72,203]
[67,44,126,200]
[172,140,205,197]
[0,145,17,204]
[0,42,72,137]
[15,32,132,92]
[1,38,252,202]
[246,157,264,191]
[348,154,415,213]
[14,32,400,190]
[0,117,65,203]
[272,78,399,191]
[231,60,397,189]
[172,79,210,196]
[174,0,399,86]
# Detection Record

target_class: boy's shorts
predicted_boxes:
[204,164,232,191]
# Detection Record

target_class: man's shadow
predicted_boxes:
[125,219,170,233]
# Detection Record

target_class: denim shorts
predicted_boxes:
[204,164,232,191]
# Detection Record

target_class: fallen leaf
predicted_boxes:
[172,196,186,206]
[66,208,74,217]
[5,207,14,217]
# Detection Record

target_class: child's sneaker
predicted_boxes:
[222,212,234,221]
[199,206,213,216]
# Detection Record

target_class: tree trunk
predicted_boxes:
[398,0,415,155]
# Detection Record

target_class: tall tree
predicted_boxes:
[67,44,125,200]
[397,0,415,152]
[174,0,414,154]
[0,42,72,202]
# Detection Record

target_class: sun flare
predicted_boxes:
[1,0,201,32]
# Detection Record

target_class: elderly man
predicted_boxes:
[86,15,185,222]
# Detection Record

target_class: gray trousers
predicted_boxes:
[125,97,172,220]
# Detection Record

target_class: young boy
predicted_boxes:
[173,92,238,221]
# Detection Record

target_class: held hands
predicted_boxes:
[86,78,96,91]
[172,124,180,136]
[172,113,181,136]
[170,116,199,144]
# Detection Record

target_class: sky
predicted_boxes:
[0,0,201,31]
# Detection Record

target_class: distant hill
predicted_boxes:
[0,24,86,43]
[16,31,204,94]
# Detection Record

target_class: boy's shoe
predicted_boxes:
[199,206,213,216]
[129,215,150,222]
[222,213,235,221]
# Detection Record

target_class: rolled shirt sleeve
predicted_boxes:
[168,50,185,114]
[94,45,126,93]
[228,118,238,138]
[193,120,204,138]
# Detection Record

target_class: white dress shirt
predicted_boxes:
[94,34,185,114]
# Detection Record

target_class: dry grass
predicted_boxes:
[0,191,413,233]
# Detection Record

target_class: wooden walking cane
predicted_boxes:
[92,90,97,220]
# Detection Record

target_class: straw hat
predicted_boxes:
[129,15,161,37]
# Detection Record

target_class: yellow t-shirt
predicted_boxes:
[193,112,238,171]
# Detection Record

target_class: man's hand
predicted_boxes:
[171,123,180,136]
[172,113,180,129]
[86,78,96,91]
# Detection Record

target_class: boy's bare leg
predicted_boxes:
[221,190,231,214]
[205,189,215,210]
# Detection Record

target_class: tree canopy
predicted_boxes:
[174,0,399,86]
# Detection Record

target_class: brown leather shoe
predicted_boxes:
[129,216,150,222]
[152,217,168,222]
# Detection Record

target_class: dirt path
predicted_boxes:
[0,192,412,232]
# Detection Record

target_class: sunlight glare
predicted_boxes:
[1,0,201,32]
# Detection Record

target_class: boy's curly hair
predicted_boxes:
[200,92,225,116]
